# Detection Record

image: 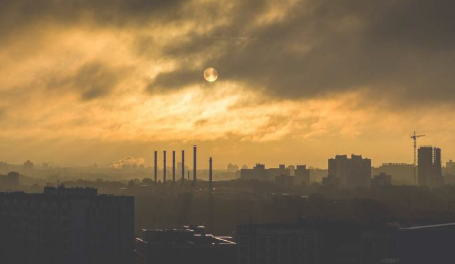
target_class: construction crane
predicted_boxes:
[411,131,426,185]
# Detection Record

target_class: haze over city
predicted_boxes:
[2,1,455,264]
[1,0,455,168]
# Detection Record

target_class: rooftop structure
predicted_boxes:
[135,225,236,264]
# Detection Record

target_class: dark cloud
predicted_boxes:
[0,0,184,26]
[146,69,201,93]
[48,62,128,100]
[0,0,186,46]
[153,0,455,105]
[2,0,455,105]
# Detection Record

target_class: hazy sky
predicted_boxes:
[1,0,454,168]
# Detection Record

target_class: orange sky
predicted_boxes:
[1,0,454,168]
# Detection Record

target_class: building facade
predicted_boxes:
[0,186,135,264]
[373,163,414,185]
[328,155,371,189]
[240,164,290,182]
[294,165,310,186]
[237,219,398,264]
[371,173,392,187]
[418,146,443,187]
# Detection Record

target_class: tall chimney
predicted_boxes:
[172,151,176,183]
[209,157,213,192]
[154,151,157,183]
[193,145,197,183]
[182,150,185,183]
[163,151,166,183]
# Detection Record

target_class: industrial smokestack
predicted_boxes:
[154,151,157,183]
[182,150,185,183]
[209,157,213,192]
[172,151,176,183]
[193,145,197,183]
[163,151,166,183]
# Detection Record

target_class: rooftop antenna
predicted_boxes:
[411,131,426,185]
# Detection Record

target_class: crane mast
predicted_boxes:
[411,131,426,185]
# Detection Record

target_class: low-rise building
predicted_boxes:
[135,225,236,264]
[371,173,392,187]
[240,164,290,182]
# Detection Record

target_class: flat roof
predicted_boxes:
[401,223,455,230]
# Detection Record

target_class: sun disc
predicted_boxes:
[204,67,218,82]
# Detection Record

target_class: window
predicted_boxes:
[269,237,278,246]
[258,237,267,246]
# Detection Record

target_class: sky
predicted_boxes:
[0,0,455,169]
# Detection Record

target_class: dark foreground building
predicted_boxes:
[399,223,455,264]
[237,219,397,264]
[135,225,236,264]
[237,219,455,264]
[0,186,135,264]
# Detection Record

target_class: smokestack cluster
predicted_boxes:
[151,145,207,186]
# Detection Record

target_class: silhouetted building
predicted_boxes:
[371,173,392,187]
[0,172,20,188]
[23,160,34,171]
[322,174,340,186]
[295,165,310,186]
[444,160,455,184]
[399,223,455,264]
[373,163,414,185]
[287,165,296,176]
[446,160,455,173]
[240,164,290,182]
[418,146,443,187]
[237,219,398,264]
[275,175,295,187]
[227,163,239,173]
[135,225,236,264]
[328,155,371,189]
[0,186,135,264]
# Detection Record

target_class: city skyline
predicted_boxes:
[2,0,455,263]
[1,142,452,171]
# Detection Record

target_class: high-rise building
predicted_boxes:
[0,186,135,264]
[328,155,371,189]
[295,165,311,186]
[418,146,443,187]
[444,160,455,184]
